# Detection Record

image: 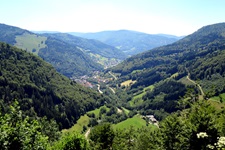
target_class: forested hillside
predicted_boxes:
[111,23,225,88]
[1,22,225,149]
[70,30,181,56]
[108,23,225,119]
[38,36,102,77]
[0,24,103,77]
[0,42,107,129]
[43,33,126,60]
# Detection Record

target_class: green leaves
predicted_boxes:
[89,123,115,150]
[51,131,89,150]
[0,101,48,150]
[0,42,105,129]
[158,100,225,150]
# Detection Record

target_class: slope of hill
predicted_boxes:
[69,30,181,56]
[38,36,102,77]
[0,23,102,77]
[0,42,107,129]
[42,33,126,60]
[43,33,126,68]
[108,22,225,119]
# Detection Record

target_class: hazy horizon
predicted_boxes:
[1,0,225,36]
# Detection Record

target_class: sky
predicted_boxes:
[0,0,225,36]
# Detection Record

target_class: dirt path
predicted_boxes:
[186,72,205,96]
[97,84,103,94]
[85,128,90,138]
[109,87,115,94]
[109,71,117,80]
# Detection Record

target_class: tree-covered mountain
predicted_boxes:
[108,22,225,119]
[0,42,108,129]
[42,33,126,60]
[69,30,181,56]
[0,23,103,77]
[38,36,102,77]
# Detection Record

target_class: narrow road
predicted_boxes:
[97,84,103,94]
[85,128,90,138]
[109,71,117,80]
[186,72,205,96]
[109,86,115,94]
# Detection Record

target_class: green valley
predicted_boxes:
[1,22,225,149]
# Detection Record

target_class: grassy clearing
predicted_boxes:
[179,76,195,86]
[121,80,136,87]
[210,93,225,102]
[207,93,225,110]
[131,69,142,74]
[63,114,89,134]
[170,72,179,78]
[122,107,130,115]
[208,100,225,110]
[113,115,146,129]
[129,85,154,106]
[88,105,109,118]
[63,105,109,134]
[15,33,47,55]
[129,93,144,106]
[89,53,107,65]
[144,85,154,92]
[113,115,156,130]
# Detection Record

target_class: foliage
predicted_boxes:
[51,131,89,150]
[38,36,102,77]
[0,42,106,129]
[89,123,115,150]
[106,22,225,119]
[158,100,224,150]
[0,101,48,150]
[0,23,103,77]
[44,33,126,60]
[113,126,137,150]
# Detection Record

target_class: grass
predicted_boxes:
[129,85,154,106]
[63,114,89,134]
[208,100,225,110]
[63,105,109,134]
[179,76,196,86]
[88,105,109,118]
[14,33,47,55]
[210,93,225,102]
[121,80,136,87]
[122,107,130,115]
[170,72,179,78]
[144,85,154,91]
[129,93,144,106]
[113,115,156,130]
[131,69,143,74]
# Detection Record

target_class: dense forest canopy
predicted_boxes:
[0,42,107,129]
[106,23,225,120]
[1,22,225,149]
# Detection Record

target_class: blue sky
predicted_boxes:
[1,0,224,36]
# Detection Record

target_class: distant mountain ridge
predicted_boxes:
[43,33,126,59]
[108,22,225,118]
[69,30,182,56]
[0,24,126,77]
